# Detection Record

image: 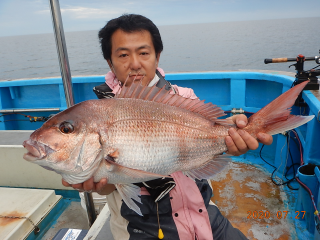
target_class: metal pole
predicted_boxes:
[49,0,97,227]
[0,108,60,113]
[84,191,98,226]
[49,0,74,108]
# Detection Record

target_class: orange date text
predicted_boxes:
[247,210,306,220]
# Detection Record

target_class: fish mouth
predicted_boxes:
[23,139,54,161]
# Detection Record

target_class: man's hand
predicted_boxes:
[62,177,116,195]
[225,114,273,156]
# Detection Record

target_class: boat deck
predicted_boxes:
[41,201,90,240]
[44,159,302,240]
[211,159,308,240]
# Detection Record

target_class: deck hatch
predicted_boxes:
[0,188,61,240]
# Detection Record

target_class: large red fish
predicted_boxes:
[23,80,313,215]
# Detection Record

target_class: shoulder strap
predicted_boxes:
[93,83,115,99]
[155,69,173,92]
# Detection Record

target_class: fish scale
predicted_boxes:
[107,107,224,165]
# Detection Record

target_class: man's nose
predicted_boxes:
[130,54,141,70]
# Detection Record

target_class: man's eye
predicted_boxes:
[140,52,148,55]
[119,54,127,57]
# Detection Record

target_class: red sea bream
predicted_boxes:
[23,81,313,215]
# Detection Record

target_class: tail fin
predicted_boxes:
[246,81,314,136]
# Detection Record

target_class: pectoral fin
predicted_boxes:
[104,156,170,216]
[116,183,143,216]
[184,154,231,180]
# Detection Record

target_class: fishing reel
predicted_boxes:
[265,50,320,106]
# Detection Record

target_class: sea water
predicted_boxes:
[0,17,319,80]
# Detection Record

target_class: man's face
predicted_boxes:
[107,29,160,86]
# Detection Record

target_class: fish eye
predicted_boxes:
[59,122,74,134]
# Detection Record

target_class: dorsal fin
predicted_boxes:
[115,81,226,121]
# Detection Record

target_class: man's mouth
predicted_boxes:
[129,74,144,79]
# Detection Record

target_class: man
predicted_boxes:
[63,14,272,239]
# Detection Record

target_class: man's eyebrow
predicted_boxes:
[137,45,152,50]
[115,45,152,52]
[115,47,129,52]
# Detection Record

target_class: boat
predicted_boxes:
[1,1,320,240]
[1,70,320,240]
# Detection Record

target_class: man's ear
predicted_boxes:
[155,53,161,67]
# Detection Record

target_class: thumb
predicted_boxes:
[236,114,248,128]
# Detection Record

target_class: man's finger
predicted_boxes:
[225,136,240,156]
[83,177,95,192]
[228,128,248,153]
[227,114,248,129]
[235,114,248,129]
[71,183,84,191]
[62,179,71,187]
[257,133,273,145]
[238,130,259,150]
[96,178,108,192]
[97,180,116,195]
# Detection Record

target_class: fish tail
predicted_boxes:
[246,81,314,136]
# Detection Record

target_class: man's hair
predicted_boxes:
[98,14,163,61]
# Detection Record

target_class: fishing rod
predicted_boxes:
[0,113,52,123]
[265,50,320,106]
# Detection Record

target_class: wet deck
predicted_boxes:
[44,162,297,240]
[41,201,89,240]
[211,162,296,240]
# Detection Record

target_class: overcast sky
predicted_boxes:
[0,0,319,37]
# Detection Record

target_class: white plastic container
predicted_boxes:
[79,192,108,215]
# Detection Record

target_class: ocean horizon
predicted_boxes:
[1,17,319,81]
